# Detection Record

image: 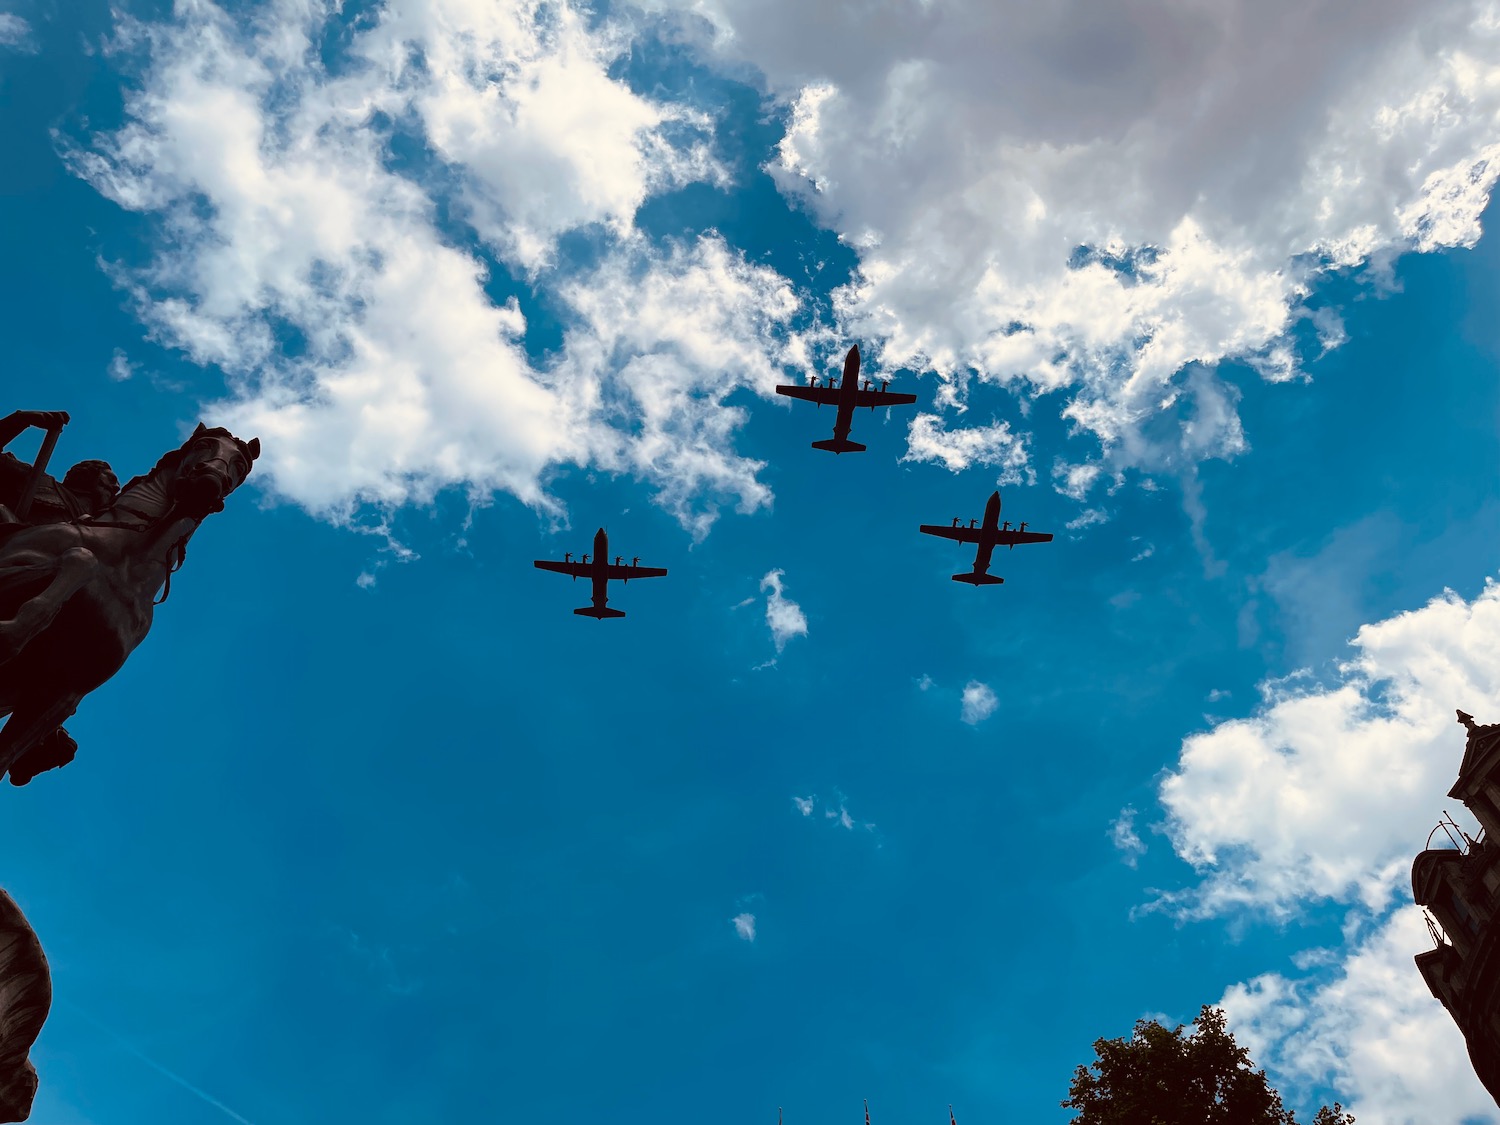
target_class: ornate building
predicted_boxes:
[1412,711,1500,1105]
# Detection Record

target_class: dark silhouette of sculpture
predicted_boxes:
[0,891,49,1122]
[1412,710,1500,1107]
[918,489,1053,585]
[774,344,917,453]
[0,411,119,525]
[534,528,666,619]
[0,423,259,785]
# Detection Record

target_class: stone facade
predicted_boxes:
[1412,712,1500,1106]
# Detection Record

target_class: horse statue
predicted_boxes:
[0,423,258,785]
[0,891,48,1121]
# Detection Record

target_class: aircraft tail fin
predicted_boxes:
[575,605,627,619]
[811,438,866,454]
[952,571,1004,586]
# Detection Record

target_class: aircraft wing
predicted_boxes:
[775,383,843,405]
[605,564,668,580]
[919,524,984,544]
[853,386,918,408]
[534,559,592,577]
[992,530,1054,546]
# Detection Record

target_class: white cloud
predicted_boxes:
[759,569,809,652]
[68,0,800,534]
[731,912,756,941]
[1220,906,1496,1125]
[1109,806,1147,868]
[107,348,134,382]
[1066,507,1108,531]
[1054,461,1105,502]
[1158,580,1500,919]
[960,680,997,725]
[0,13,34,52]
[1153,580,1500,1120]
[645,0,1500,490]
[794,792,874,833]
[381,0,722,271]
[902,414,1031,482]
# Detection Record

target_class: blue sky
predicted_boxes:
[4,1,1500,1123]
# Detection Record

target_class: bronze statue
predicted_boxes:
[0,891,48,1122]
[0,421,258,785]
[0,411,119,525]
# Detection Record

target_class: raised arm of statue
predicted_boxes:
[0,412,68,454]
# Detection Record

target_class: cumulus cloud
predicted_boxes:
[1159,581,1500,919]
[1153,580,1500,1119]
[791,795,813,816]
[68,0,805,533]
[1220,907,1495,1125]
[731,912,756,941]
[960,680,997,725]
[646,0,1500,491]
[902,414,1031,482]
[759,569,809,652]
[1109,806,1147,867]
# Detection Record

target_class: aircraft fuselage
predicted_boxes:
[832,345,861,442]
[972,490,1001,576]
[589,527,610,611]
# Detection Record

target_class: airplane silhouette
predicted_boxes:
[774,344,917,453]
[533,528,667,619]
[918,490,1052,585]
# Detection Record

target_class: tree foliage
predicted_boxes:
[1061,1006,1354,1125]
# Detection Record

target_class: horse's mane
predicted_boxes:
[118,427,254,495]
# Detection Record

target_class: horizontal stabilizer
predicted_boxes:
[575,606,627,619]
[811,438,867,454]
[952,572,1004,586]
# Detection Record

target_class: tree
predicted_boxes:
[1061,1006,1354,1125]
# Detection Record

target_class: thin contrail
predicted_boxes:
[58,1000,258,1125]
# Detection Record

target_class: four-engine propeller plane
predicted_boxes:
[919,490,1052,586]
[534,528,667,619]
[774,344,916,453]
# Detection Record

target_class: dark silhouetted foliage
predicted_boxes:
[1062,1006,1354,1125]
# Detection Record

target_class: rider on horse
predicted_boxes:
[0,411,119,525]
[0,411,119,785]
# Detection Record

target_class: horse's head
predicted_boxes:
[171,424,260,519]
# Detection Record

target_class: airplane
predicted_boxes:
[918,489,1052,585]
[533,527,667,619]
[774,344,917,453]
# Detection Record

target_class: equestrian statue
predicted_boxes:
[0,891,48,1122]
[0,410,258,785]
